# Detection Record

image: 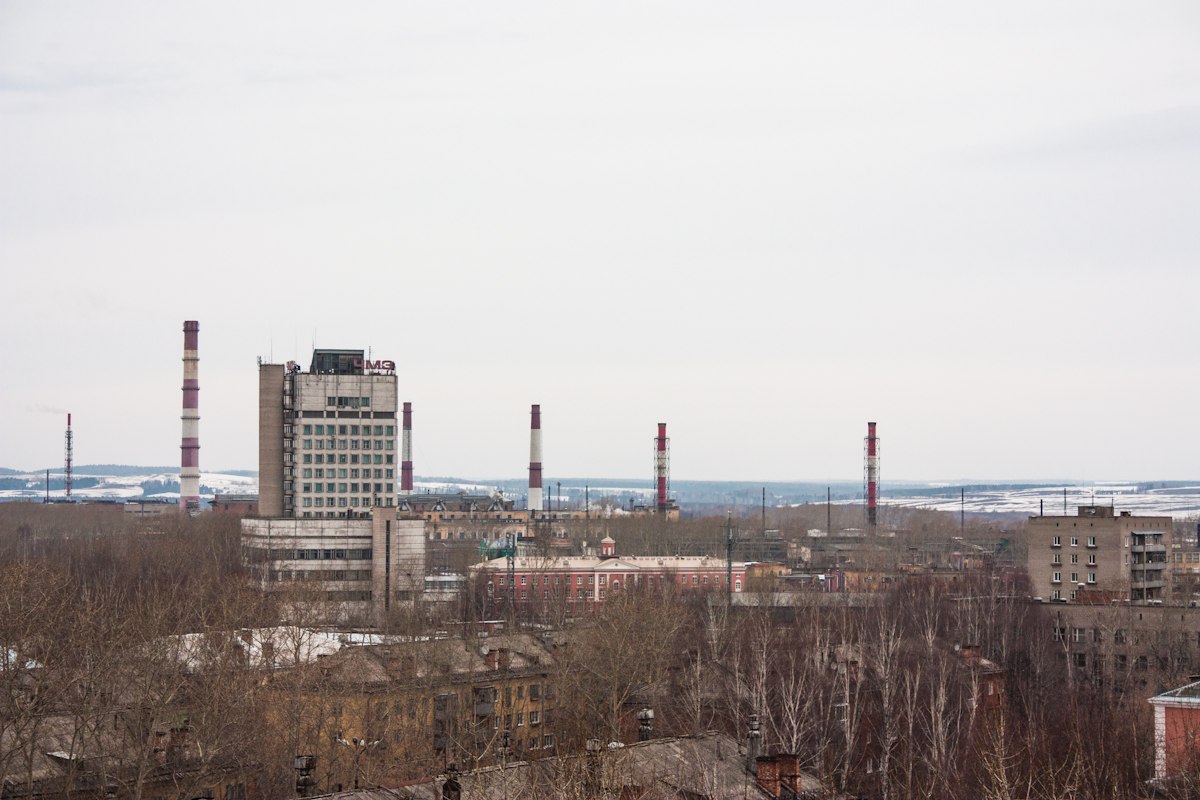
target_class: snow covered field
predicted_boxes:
[0,470,255,503]
[877,484,1200,520]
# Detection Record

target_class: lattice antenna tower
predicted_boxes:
[64,413,73,501]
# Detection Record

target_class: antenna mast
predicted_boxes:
[64,413,73,501]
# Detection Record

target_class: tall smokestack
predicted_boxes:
[528,404,542,513]
[180,321,201,512]
[401,402,413,493]
[64,413,73,501]
[866,421,878,529]
[655,423,669,511]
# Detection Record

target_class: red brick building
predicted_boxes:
[1150,680,1200,781]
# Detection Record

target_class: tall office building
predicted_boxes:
[248,349,421,626]
[259,349,399,518]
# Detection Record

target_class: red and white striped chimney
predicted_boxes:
[655,423,669,510]
[528,404,543,513]
[180,321,200,512]
[866,421,878,528]
[400,401,413,493]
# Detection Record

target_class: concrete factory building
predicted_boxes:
[241,510,424,624]
[1027,505,1172,604]
[245,349,424,625]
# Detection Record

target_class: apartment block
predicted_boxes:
[1026,505,1171,604]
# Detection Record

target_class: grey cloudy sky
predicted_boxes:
[2,1,1198,482]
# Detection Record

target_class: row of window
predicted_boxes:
[326,396,372,408]
[1051,572,1097,584]
[275,548,374,560]
[304,424,393,436]
[301,496,392,508]
[302,453,394,465]
[302,482,391,494]
[1052,536,1098,547]
[247,546,375,562]
[1052,553,1097,565]
[1051,626,1200,647]
[299,410,393,420]
[304,467,392,480]
[301,438,394,451]
[269,569,372,582]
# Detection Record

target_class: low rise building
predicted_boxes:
[399,493,583,542]
[1150,679,1200,783]
[1044,601,1200,695]
[470,537,746,616]
[266,633,559,791]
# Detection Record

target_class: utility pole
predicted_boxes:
[726,514,736,608]
[761,487,766,536]
[827,486,832,536]
[961,488,965,533]
[506,532,516,624]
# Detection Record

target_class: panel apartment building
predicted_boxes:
[1027,505,1172,604]
[244,349,424,626]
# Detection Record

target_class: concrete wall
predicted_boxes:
[371,513,426,625]
[257,364,285,517]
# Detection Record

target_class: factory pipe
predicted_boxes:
[528,404,543,513]
[180,320,201,512]
[866,421,878,529]
[655,423,669,510]
[401,402,413,493]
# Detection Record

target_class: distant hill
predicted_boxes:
[32,465,259,478]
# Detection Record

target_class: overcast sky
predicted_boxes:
[2,1,1198,482]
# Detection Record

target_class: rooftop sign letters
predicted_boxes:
[353,358,395,372]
